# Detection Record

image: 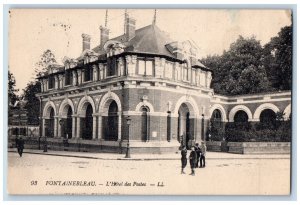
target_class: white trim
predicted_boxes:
[58,98,75,116]
[209,104,227,122]
[77,96,96,115]
[253,103,280,121]
[43,101,57,117]
[98,91,122,114]
[135,101,155,112]
[211,98,291,105]
[123,111,168,117]
[283,104,291,120]
[173,95,200,118]
[228,105,253,122]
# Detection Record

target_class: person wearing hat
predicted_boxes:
[200,141,207,168]
[189,146,197,176]
[195,143,202,168]
[180,146,187,174]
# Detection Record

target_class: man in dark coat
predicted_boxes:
[181,146,187,174]
[200,141,207,168]
[17,137,25,157]
[195,143,201,168]
[189,146,197,176]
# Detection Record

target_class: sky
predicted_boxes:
[9,9,292,94]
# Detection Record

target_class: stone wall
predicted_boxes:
[227,142,290,154]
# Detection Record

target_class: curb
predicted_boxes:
[8,150,290,161]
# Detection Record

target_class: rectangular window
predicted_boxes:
[48,75,55,89]
[138,60,145,75]
[84,66,92,82]
[145,61,153,76]
[65,70,72,86]
[192,69,196,84]
[183,66,188,81]
[200,72,205,86]
[107,57,117,77]
[165,62,173,79]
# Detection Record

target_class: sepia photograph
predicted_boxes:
[7,8,292,195]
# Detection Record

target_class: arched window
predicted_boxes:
[211,109,222,128]
[140,106,149,142]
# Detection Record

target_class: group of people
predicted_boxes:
[181,142,207,176]
[15,136,25,157]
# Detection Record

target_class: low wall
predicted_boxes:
[227,142,290,154]
[8,136,180,154]
[206,141,229,152]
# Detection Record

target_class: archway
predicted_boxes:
[211,109,222,126]
[82,103,93,140]
[46,107,55,137]
[260,109,276,127]
[234,110,249,123]
[60,105,73,139]
[178,103,193,147]
[105,101,118,141]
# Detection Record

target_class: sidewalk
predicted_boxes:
[8,148,290,160]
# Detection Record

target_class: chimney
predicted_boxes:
[100,26,109,49]
[82,33,91,51]
[125,16,136,41]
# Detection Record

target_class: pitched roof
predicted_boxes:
[92,24,175,58]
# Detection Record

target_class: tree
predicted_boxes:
[201,36,272,95]
[34,49,57,77]
[8,71,19,109]
[22,81,41,125]
[263,26,292,90]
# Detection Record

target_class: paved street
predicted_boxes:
[7,152,290,195]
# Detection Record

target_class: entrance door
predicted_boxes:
[66,106,72,139]
[107,101,118,141]
[82,104,93,140]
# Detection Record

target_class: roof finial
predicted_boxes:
[124,9,128,34]
[153,9,157,25]
[105,9,108,27]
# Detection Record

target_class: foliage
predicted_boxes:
[22,81,41,125]
[8,71,19,109]
[34,49,57,77]
[262,26,292,90]
[201,25,292,95]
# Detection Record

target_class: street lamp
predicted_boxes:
[125,116,131,158]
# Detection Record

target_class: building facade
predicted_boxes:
[36,16,291,153]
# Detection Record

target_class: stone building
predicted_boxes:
[36,15,291,153]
